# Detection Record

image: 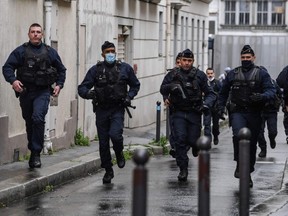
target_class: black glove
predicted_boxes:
[170,84,181,94]
[123,96,131,106]
[249,93,263,102]
[217,107,226,120]
[202,104,210,116]
[170,84,186,99]
[86,90,96,100]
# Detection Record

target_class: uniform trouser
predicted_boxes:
[230,112,262,173]
[172,110,201,170]
[19,89,50,153]
[258,112,278,150]
[203,109,220,140]
[283,111,288,136]
[168,109,176,149]
[95,106,125,169]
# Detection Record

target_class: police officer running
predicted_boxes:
[160,49,216,182]
[78,41,140,184]
[2,23,66,169]
[257,78,282,157]
[203,67,222,145]
[163,52,182,158]
[276,65,288,144]
[218,45,275,187]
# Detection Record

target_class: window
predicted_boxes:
[225,1,236,25]
[257,0,268,25]
[209,20,215,34]
[224,0,286,27]
[158,12,163,56]
[271,1,285,25]
[239,1,250,25]
[191,18,194,51]
[181,16,184,50]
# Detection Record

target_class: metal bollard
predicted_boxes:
[197,136,211,216]
[132,148,150,216]
[238,127,251,216]
[156,101,161,142]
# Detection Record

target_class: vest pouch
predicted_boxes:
[20,71,35,83]
[35,70,47,86]
[112,83,127,101]
[46,67,58,85]
[35,68,58,86]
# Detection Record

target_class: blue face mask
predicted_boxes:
[105,53,116,64]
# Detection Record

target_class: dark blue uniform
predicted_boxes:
[276,65,288,144]
[257,79,282,156]
[2,42,66,155]
[160,67,216,172]
[203,78,222,143]
[78,61,140,170]
[218,66,275,173]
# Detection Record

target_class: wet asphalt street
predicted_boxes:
[0,114,288,216]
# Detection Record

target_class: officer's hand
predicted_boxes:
[86,90,96,100]
[52,85,61,97]
[12,80,24,93]
[202,104,210,116]
[217,107,226,120]
[164,99,170,106]
[123,96,131,106]
[249,93,263,102]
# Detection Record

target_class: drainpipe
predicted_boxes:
[43,0,53,154]
[165,0,172,139]
[165,0,171,70]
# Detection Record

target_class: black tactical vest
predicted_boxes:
[170,67,202,111]
[93,61,127,106]
[17,43,58,86]
[230,66,261,107]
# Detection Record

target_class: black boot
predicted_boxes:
[115,151,125,168]
[269,138,276,149]
[102,168,114,184]
[234,164,239,179]
[29,152,41,168]
[192,147,199,157]
[258,149,267,158]
[169,149,176,158]
[213,136,219,145]
[178,168,188,182]
[249,175,253,188]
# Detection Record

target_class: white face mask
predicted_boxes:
[208,77,215,82]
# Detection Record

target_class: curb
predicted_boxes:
[0,151,102,205]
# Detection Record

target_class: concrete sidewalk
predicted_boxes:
[0,120,287,215]
[0,122,163,207]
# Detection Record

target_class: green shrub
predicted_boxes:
[74,128,90,146]
[149,135,169,155]
[43,184,54,193]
